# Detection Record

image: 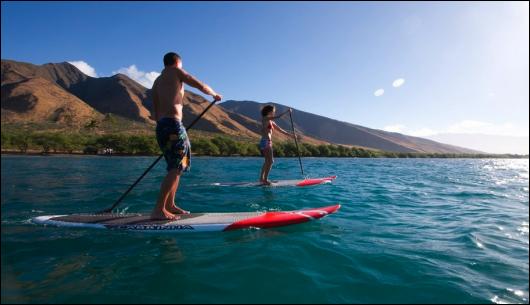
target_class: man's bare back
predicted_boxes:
[152,65,222,122]
[152,68,185,121]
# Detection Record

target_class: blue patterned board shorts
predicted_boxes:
[156,118,191,173]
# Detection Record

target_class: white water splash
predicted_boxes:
[472,234,485,249]
[517,222,529,235]
[505,288,528,302]
[491,295,508,304]
[249,203,261,209]
[506,288,525,298]
[495,179,508,185]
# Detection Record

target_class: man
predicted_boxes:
[151,52,222,220]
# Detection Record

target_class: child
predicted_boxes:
[259,105,294,185]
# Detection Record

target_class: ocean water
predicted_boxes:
[1,155,528,304]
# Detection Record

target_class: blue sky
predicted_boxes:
[2,1,529,146]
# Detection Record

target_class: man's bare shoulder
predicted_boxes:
[172,66,193,78]
[152,76,160,87]
[159,67,186,80]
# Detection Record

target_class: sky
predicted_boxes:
[1,1,529,152]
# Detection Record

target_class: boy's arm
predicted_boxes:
[272,108,292,119]
[175,67,222,101]
[273,121,294,137]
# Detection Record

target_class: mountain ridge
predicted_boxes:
[220,100,480,153]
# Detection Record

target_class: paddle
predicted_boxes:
[288,109,305,177]
[97,98,219,214]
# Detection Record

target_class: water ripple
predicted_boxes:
[1,156,528,303]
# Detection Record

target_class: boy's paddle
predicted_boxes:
[288,109,305,177]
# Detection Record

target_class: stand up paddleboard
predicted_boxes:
[32,204,340,233]
[212,176,337,187]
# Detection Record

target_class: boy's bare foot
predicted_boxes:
[151,209,181,220]
[167,204,190,214]
[260,180,272,186]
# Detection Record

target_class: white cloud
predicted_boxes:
[408,128,437,137]
[392,78,405,88]
[428,134,529,154]
[447,120,528,136]
[383,124,405,133]
[381,121,529,153]
[447,120,489,134]
[374,78,404,96]
[112,65,160,88]
[385,124,438,137]
[380,120,529,138]
[68,60,98,77]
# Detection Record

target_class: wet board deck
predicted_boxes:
[32,204,341,233]
[212,176,337,187]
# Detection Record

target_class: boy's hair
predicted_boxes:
[163,52,181,67]
[261,105,275,117]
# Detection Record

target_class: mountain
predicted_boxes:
[1,59,152,122]
[0,59,329,143]
[0,59,272,140]
[1,77,102,126]
[2,59,483,153]
[1,59,88,88]
[221,100,480,153]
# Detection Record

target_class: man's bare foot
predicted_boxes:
[167,204,190,214]
[151,209,180,220]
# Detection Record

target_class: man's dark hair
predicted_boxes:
[163,52,181,67]
[261,105,275,117]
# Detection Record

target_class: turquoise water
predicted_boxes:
[1,155,528,304]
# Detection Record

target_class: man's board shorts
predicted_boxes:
[259,138,273,156]
[156,117,191,173]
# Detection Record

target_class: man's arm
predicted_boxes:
[176,68,222,101]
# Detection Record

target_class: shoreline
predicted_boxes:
[0,150,254,157]
[2,150,528,159]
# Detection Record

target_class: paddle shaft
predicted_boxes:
[97,98,219,214]
[288,110,305,176]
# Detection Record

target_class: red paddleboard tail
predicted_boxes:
[224,204,341,231]
[296,175,337,187]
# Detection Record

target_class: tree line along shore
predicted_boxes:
[1,131,526,158]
